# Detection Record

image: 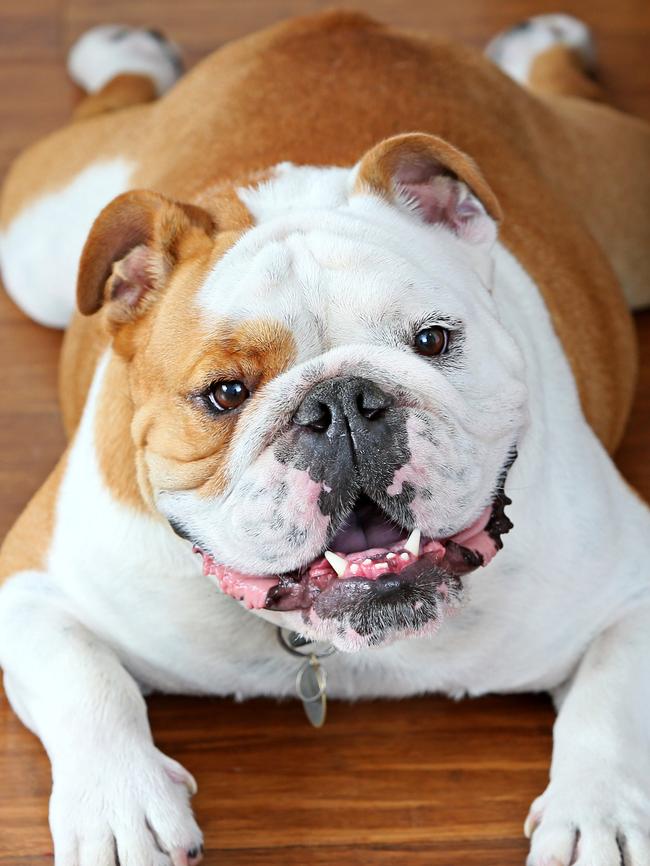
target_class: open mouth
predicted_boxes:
[196,489,513,615]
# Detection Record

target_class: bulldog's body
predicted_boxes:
[1,11,650,866]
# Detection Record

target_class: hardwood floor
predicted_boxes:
[0,1,648,863]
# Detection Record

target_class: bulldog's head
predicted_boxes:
[78,133,526,651]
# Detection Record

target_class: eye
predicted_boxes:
[413,326,449,357]
[207,380,250,412]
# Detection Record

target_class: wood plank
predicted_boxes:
[0,0,62,61]
[0,691,553,864]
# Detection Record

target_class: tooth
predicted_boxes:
[404,528,421,556]
[324,550,348,577]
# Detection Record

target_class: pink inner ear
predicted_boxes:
[399,176,458,225]
[394,158,495,246]
[110,244,155,308]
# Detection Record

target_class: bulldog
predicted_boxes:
[1,10,649,866]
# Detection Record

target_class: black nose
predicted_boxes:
[293,377,393,433]
[289,378,408,512]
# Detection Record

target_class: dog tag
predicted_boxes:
[296,654,327,728]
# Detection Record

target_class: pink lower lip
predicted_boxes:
[197,505,497,611]
[209,570,278,609]
[448,506,491,545]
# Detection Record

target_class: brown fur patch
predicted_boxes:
[60,183,261,511]
[528,46,603,101]
[128,309,297,506]
[193,173,265,229]
[94,352,145,510]
[0,454,68,583]
[91,311,295,512]
[73,74,158,121]
[59,312,110,438]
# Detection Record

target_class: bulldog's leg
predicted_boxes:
[525,601,650,866]
[68,25,183,120]
[485,14,603,100]
[0,571,204,866]
[0,24,184,328]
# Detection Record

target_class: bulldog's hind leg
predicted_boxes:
[68,25,183,119]
[486,14,602,100]
[525,600,650,866]
[0,571,204,866]
[0,25,183,329]
[487,15,650,312]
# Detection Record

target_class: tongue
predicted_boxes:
[330,502,405,552]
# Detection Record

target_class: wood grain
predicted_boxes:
[1,1,649,863]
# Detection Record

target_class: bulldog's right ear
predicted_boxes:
[353,133,501,248]
[77,189,215,324]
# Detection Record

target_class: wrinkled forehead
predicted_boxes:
[194,174,481,349]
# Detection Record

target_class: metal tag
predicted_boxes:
[296,654,327,728]
[278,629,335,728]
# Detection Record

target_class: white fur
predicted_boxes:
[0,572,203,866]
[166,162,523,613]
[0,159,132,327]
[68,25,182,96]
[485,14,595,85]
[2,166,650,865]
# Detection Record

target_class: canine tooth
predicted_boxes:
[324,550,348,577]
[404,528,421,556]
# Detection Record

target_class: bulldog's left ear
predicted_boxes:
[77,189,215,325]
[353,133,502,247]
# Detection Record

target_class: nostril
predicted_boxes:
[294,379,391,433]
[356,389,391,421]
[358,400,383,421]
[310,402,331,432]
[293,399,331,432]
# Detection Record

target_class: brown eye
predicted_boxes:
[414,326,449,357]
[208,380,250,412]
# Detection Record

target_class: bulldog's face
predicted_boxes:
[79,134,526,651]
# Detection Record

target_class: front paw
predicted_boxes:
[526,776,650,866]
[49,744,203,865]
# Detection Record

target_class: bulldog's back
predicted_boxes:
[2,9,648,446]
[138,9,648,452]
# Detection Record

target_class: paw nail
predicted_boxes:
[524,813,536,838]
[172,848,201,866]
[164,762,198,795]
